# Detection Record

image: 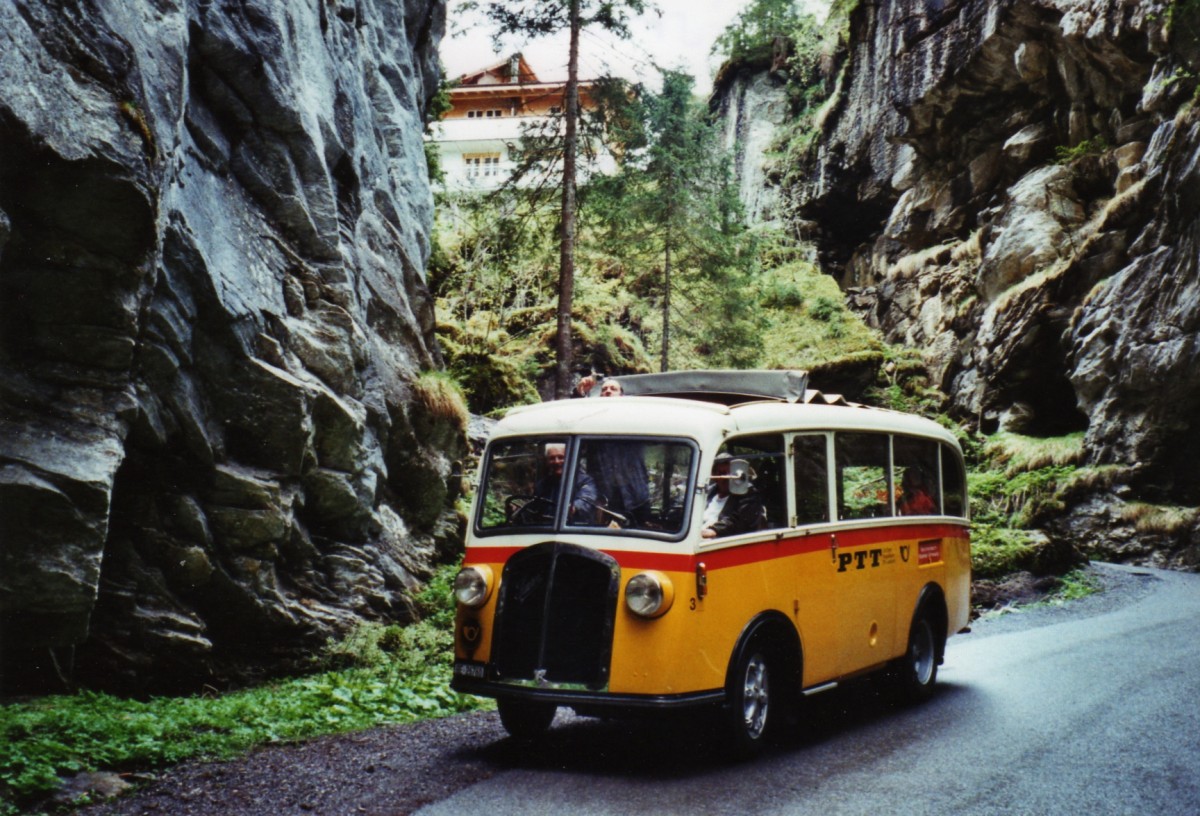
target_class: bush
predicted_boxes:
[758,278,805,309]
[1054,136,1110,164]
[970,523,1041,579]
[711,0,809,67]
[809,295,843,321]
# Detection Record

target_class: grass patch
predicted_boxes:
[888,241,955,278]
[967,430,1094,579]
[1046,568,1102,603]
[1058,464,1127,494]
[1118,502,1199,535]
[981,431,1085,475]
[0,566,486,814]
[757,261,885,369]
[970,463,1077,528]
[413,371,470,433]
[970,523,1041,579]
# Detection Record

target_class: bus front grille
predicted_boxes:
[491,542,620,689]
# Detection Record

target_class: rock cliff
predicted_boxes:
[713,66,790,225]
[0,0,458,693]
[783,0,1200,568]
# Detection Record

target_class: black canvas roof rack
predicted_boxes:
[604,370,810,405]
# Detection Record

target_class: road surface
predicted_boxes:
[416,563,1200,816]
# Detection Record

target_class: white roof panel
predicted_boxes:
[490,396,961,450]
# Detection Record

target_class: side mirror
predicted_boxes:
[728,459,752,495]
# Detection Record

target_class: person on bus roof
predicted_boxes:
[576,373,623,397]
[573,374,650,525]
[702,454,766,538]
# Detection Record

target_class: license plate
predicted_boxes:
[454,661,485,679]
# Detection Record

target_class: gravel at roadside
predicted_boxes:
[71,709,509,816]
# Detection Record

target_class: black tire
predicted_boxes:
[497,697,556,740]
[896,609,939,702]
[724,639,776,758]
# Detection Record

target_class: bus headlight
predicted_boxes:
[453,565,493,607]
[625,571,674,618]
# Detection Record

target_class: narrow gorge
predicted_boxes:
[4,0,1199,695]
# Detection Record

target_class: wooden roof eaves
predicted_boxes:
[457,53,539,85]
[449,80,597,98]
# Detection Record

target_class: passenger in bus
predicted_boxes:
[524,443,599,523]
[702,454,766,538]
[898,468,936,516]
[586,444,650,526]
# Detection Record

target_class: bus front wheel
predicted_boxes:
[724,642,776,757]
[497,698,556,740]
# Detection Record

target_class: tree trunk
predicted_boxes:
[554,0,582,399]
[660,241,671,372]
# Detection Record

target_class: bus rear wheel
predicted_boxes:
[497,698,557,740]
[895,610,939,702]
[724,643,776,758]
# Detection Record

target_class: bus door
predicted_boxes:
[831,432,899,673]
[788,432,840,685]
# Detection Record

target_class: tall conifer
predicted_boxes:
[470,0,651,398]
[590,69,756,371]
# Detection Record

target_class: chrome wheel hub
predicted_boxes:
[742,653,770,739]
[911,620,935,685]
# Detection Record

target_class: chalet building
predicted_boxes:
[429,53,614,192]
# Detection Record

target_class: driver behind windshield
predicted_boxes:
[530,443,599,523]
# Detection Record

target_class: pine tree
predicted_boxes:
[469,0,651,398]
[590,69,758,371]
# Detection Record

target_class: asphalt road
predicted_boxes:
[416,563,1200,816]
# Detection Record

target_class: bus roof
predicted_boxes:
[493,393,960,451]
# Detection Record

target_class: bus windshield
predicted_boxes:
[477,436,697,538]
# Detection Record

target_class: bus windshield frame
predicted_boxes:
[474,434,700,542]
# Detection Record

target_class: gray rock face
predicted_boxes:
[787,0,1200,564]
[713,67,789,225]
[0,0,458,692]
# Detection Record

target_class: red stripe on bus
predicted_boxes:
[697,524,965,571]
[463,523,966,574]
[461,546,694,572]
[462,546,522,564]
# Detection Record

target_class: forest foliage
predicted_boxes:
[429,46,880,413]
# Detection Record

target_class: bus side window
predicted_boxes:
[718,434,787,531]
[893,435,940,516]
[836,432,891,520]
[756,445,787,530]
[793,434,830,525]
[941,443,967,517]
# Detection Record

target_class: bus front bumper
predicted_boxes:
[452,660,725,711]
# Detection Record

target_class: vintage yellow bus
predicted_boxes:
[451,370,970,754]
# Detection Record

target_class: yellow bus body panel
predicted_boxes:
[458,520,969,697]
